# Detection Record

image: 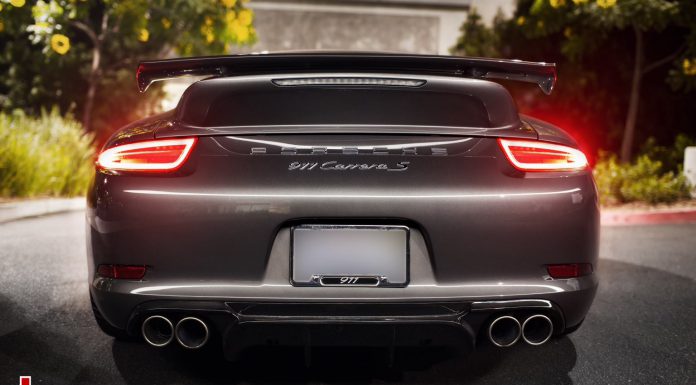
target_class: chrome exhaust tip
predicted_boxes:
[141,315,174,347]
[175,317,209,349]
[488,315,522,347]
[522,314,554,346]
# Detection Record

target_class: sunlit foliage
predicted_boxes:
[0,109,94,197]
[450,8,501,57]
[0,0,256,143]
[28,0,256,56]
[594,152,691,205]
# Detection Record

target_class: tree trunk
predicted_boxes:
[81,45,100,131]
[620,26,644,163]
[79,12,108,132]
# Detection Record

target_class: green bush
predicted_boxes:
[0,109,95,198]
[639,134,696,173]
[594,153,692,205]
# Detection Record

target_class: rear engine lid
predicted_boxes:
[153,73,536,140]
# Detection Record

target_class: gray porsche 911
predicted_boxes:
[87,52,598,359]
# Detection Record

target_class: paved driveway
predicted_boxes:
[0,211,694,384]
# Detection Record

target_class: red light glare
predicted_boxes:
[97,138,197,172]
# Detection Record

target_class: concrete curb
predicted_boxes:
[601,207,696,226]
[0,198,85,224]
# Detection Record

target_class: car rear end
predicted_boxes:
[87,54,598,357]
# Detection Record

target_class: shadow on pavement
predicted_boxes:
[2,257,695,384]
[0,294,90,385]
[111,326,577,384]
[108,257,696,384]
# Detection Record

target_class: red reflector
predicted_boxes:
[97,264,147,280]
[97,138,197,172]
[498,139,588,171]
[547,263,593,279]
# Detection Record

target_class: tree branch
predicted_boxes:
[97,11,109,42]
[70,20,98,46]
[643,43,686,75]
[110,13,122,35]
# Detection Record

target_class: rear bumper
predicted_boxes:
[92,283,595,357]
[90,272,597,340]
[90,224,598,333]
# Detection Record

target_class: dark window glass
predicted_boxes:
[197,88,491,127]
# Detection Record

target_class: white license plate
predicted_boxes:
[291,225,409,287]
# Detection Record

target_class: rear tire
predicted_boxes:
[90,293,133,341]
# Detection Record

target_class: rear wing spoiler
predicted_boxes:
[136,52,557,94]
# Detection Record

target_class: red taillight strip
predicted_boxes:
[547,263,593,279]
[97,264,147,280]
[498,138,588,172]
[97,137,197,172]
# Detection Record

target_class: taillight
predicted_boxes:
[498,139,588,172]
[547,263,593,279]
[97,138,197,172]
[97,264,147,280]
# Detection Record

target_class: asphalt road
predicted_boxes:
[0,211,694,385]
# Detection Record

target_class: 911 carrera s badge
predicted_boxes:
[288,161,409,171]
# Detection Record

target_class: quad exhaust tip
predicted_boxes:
[521,314,554,346]
[488,315,522,347]
[488,314,554,347]
[141,315,174,347]
[175,317,209,349]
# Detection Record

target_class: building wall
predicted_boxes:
[239,1,471,55]
[239,9,439,54]
[162,0,471,109]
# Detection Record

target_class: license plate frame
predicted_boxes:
[290,225,410,288]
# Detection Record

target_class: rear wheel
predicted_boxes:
[90,293,133,340]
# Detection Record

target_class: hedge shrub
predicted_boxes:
[594,153,691,205]
[0,109,94,197]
